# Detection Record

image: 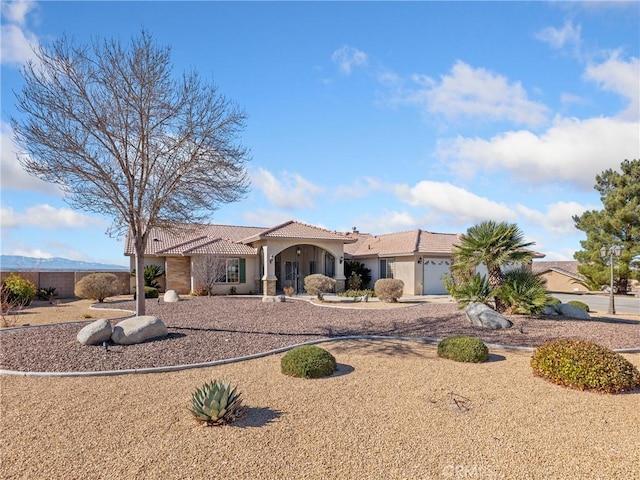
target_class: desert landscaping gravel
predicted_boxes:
[1,296,639,373]
[1,297,639,479]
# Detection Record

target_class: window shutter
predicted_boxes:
[239,258,246,283]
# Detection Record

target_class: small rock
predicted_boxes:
[262,295,285,303]
[77,318,112,345]
[163,290,180,303]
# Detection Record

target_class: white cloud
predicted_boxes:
[402,61,549,127]
[242,208,293,227]
[395,180,517,225]
[535,20,582,51]
[516,201,598,235]
[251,168,324,210]
[437,116,639,188]
[6,248,54,259]
[355,210,420,234]
[1,0,37,25]
[0,0,39,66]
[584,53,640,120]
[1,123,60,194]
[331,45,368,75]
[333,177,386,199]
[1,204,106,229]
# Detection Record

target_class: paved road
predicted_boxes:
[553,293,639,315]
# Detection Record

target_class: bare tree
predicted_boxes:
[11,30,250,315]
[191,255,228,296]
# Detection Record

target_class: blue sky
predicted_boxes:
[1,1,639,267]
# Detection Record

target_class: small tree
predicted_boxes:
[451,221,534,313]
[304,274,336,300]
[192,255,228,296]
[344,261,372,288]
[75,273,121,302]
[374,279,404,302]
[12,30,250,316]
[573,159,640,293]
[1,282,31,328]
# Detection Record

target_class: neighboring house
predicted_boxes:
[125,220,545,297]
[532,261,588,293]
[343,228,462,295]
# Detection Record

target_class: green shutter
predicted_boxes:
[239,258,246,283]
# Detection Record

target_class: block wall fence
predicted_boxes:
[0,271,131,298]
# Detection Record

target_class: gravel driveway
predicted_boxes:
[1,296,638,373]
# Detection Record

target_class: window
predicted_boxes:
[217,258,241,283]
[379,258,395,279]
[324,254,335,277]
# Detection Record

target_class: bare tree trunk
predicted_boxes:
[134,247,146,316]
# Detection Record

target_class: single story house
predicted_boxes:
[125,220,544,297]
[531,261,588,293]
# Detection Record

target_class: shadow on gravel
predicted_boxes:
[171,326,322,337]
[236,407,283,428]
[486,353,506,363]
[331,363,355,377]
[329,339,433,358]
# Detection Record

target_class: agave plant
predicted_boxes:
[188,380,245,426]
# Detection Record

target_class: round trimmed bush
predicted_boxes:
[566,300,589,312]
[281,345,337,379]
[531,340,640,394]
[133,286,159,300]
[545,296,561,307]
[437,335,489,363]
[374,278,404,302]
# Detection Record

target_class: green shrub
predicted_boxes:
[133,286,159,299]
[2,273,37,306]
[448,273,493,309]
[131,265,165,289]
[304,274,336,300]
[188,380,245,426]
[344,260,372,288]
[437,335,489,363]
[338,289,376,298]
[531,340,640,393]
[75,273,121,302]
[374,278,404,302]
[281,345,337,379]
[346,272,363,291]
[36,286,57,302]
[546,296,562,307]
[566,300,590,312]
[497,269,548,315]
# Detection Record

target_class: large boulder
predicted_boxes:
[163,290,180,303]
[111,316,168,345]
[465,303,513,330]
[541,305,559,316]
[557,303,591,320]
[77,318,112,345]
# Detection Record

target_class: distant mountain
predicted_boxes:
[0,255,129,272]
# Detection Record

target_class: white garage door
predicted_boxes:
[422,258,451,295]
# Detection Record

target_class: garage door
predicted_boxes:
[422,258,451,295]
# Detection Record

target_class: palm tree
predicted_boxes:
[452,221,534,312]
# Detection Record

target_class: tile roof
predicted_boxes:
[532,261,582,278]
[344,230,461,257]
[124,223,264,257]
[241,220,356,243]
[124,220,354,257]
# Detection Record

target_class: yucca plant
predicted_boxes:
[188,380,245,426]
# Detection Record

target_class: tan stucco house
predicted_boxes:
[531,261,588,293]
[125,220,543,297]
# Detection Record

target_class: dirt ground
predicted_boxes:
[0,295,135,328]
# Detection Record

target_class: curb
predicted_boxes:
[6,335,639,378]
